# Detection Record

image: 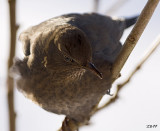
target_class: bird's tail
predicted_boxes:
[125,15,139,29]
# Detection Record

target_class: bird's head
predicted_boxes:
[48,26,102,79]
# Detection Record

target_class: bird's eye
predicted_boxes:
[64,55,74,62]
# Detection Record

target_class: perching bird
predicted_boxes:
[12,13,138,124]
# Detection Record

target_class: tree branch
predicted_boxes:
[96,34,160,112]
[93,0,100,12]
[58,117,80,131]
[105,0,129,15]
[118,34,160,88]
[111,0,160,82]
[7,0,18,131]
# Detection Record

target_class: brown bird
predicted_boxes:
[12,13,138,126]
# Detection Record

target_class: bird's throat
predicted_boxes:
[57,68,86,84]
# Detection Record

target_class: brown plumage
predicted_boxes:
[12,13,138,123]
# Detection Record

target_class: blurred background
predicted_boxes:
[0,0,160,131]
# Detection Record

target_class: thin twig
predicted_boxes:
[105,0,129,15]
[96,34,160,112]
[58,117,79,131]
[118,35,160,88]
[93,0,100,12]
[111,0,160,82]
[7,0,18,131]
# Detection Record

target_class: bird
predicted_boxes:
[12,13,138,125]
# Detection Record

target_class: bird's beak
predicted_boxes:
[85,62,103,79]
